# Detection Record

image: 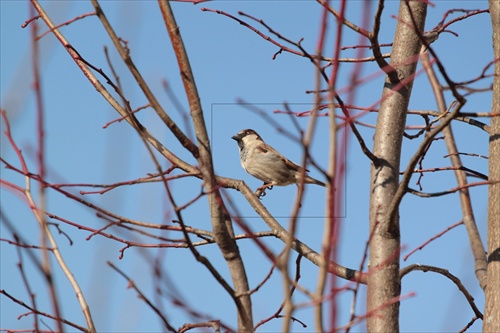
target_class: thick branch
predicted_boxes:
[158,1,253,331]
[226,179,366,283]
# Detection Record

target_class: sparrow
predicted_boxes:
[232,129,325,196]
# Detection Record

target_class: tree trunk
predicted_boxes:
[484,0,500,331]
[367,1,427,331]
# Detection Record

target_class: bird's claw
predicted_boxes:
[256,184,273,199]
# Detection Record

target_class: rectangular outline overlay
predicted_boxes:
[211,102,347,219]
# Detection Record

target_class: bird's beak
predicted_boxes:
[231,134,240,141]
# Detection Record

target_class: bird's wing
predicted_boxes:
[257,143,309,172]
[282,156,310,172]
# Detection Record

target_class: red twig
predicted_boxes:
[436,9,489,32]
[404,221,464,261]
[35,11,96,40]
[1,238,54,251]
[102,103,151,128]
[201,8,318,60]
[1,110,29,174]
[338,293,416,330]
[0,290,88,332]
[408,180,495,197]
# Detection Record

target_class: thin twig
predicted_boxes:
[107,262,177,332]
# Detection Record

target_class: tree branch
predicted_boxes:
[158,1,254,330]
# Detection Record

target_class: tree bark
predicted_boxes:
[484,0,500,331]
[367,1,427,331]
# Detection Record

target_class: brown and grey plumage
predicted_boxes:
[232,129,325,192]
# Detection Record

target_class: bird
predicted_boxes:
[232,129,325,196]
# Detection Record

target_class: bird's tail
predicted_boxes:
[305,176,326,187]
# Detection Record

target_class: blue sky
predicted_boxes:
[1,1,492,332]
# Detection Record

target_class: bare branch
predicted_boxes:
[400,264,483,320]
[107,262,177,332]
[1,290,89,332]
[159,1,253,330]
[90,0,200,158]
